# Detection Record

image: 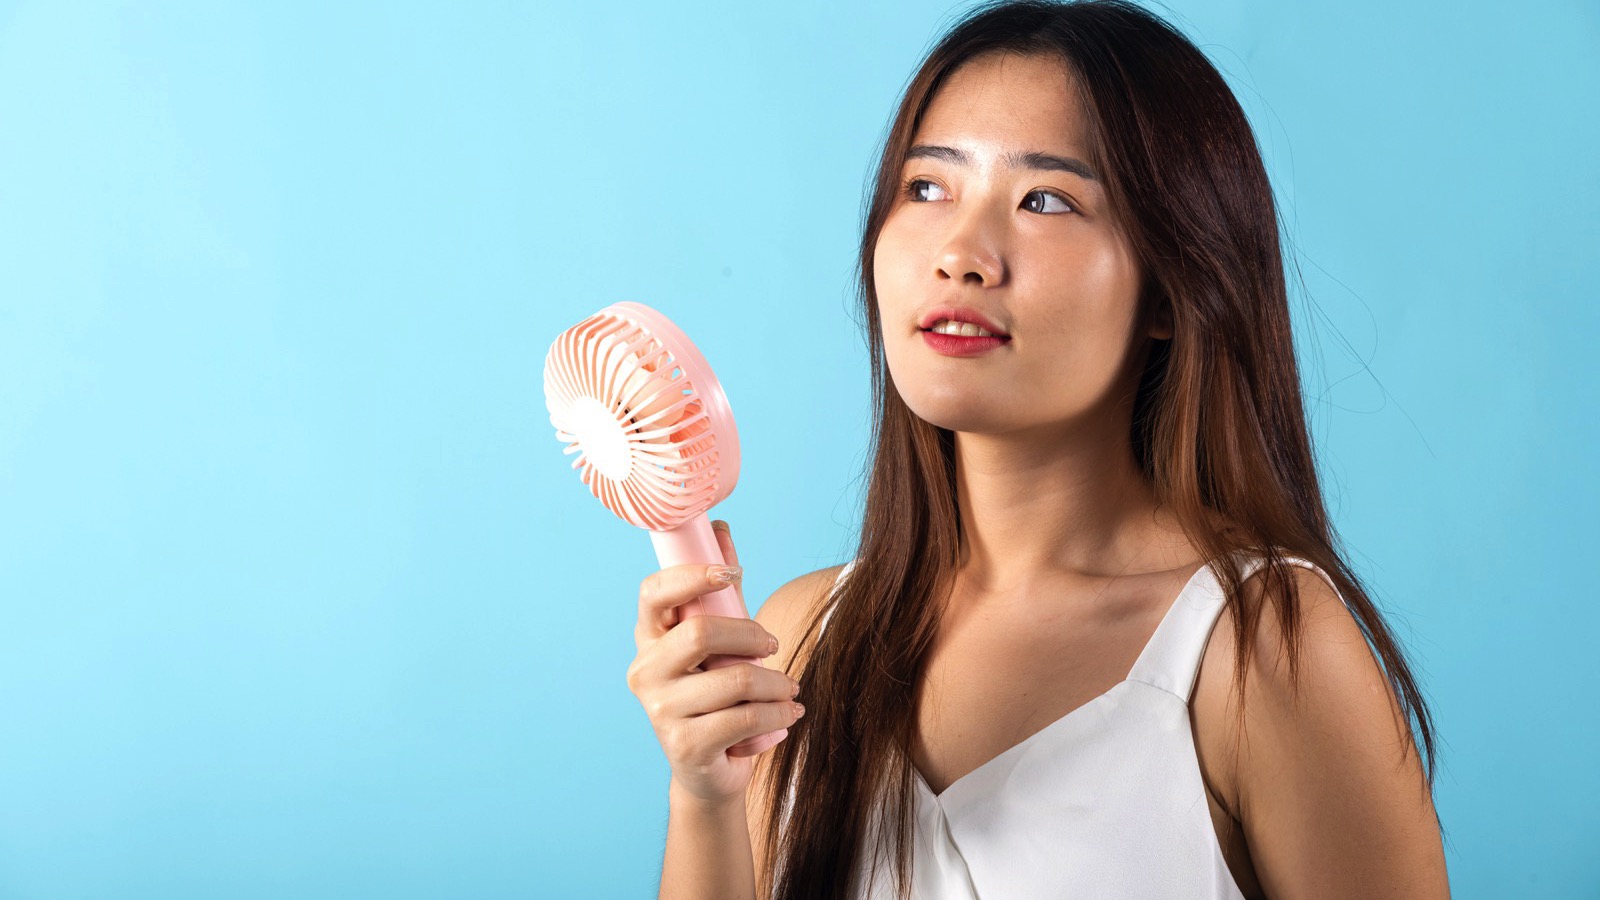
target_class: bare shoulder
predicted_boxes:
[1194,559,1449,898]
[1225,561,1409,742]
[1197,561,1414,798]
[752,562,849,675]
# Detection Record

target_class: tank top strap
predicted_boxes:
[1126,549,1345,701]
[817,558,858,639]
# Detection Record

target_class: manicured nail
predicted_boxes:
[792,702,805,718]
[766,635,779,656]
[707,564,742,586]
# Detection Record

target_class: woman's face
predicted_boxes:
[874,51,1168,437]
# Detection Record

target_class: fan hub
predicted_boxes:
[567,396,634,481]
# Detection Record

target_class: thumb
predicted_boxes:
[711,520,739,570]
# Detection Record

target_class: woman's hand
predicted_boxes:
[627,520,806,806]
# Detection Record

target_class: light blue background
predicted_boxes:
[0,1,1594,897]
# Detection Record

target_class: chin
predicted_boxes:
[897,384,1016,435]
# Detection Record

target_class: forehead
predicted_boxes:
[914,51,1091,156]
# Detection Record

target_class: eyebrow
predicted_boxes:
[905,143,1099,182]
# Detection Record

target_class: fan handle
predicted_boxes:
[648,511,759,670]
[649,513,788,758]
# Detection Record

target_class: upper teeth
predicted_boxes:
[930,318,998,338]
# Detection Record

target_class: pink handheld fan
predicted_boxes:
[544,301,783,756]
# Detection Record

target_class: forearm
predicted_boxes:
[659,777,757,900]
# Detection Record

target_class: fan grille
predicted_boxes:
[544,309,722,531]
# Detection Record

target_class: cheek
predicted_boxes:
[1077,243,1135,301]
[875,212,925,279]
[1034,239,1142,333]
[873,232,919,368]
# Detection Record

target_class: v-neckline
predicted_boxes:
[910,558,1217,804]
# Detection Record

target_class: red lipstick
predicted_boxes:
[918,305,1011,356]
[920,329,1009,357]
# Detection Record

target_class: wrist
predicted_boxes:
[669,776,746,817]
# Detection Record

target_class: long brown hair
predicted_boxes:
[755,2,1440,897]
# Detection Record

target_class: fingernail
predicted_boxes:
[766,635,779,656]
[712,520,730,534]
[707,564,742,586]
[792,702,805,718]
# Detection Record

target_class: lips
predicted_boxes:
[921,329,1008,357]
[917,306,1010,338]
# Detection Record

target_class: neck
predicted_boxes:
[949,397,1194,598]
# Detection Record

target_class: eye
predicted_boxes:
[1023,189,1077,215]
[901,177,948,202]
[901,177,1078,216]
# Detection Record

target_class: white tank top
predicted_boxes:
[778,550,1344,899]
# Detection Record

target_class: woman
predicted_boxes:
[630,1,1449,897]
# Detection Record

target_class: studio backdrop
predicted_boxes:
[0,1,1595,897]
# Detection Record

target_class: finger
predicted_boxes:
[648,613,776,681]
[711,520,739,569]
[692,697,805,757]
[635,562,746,648]
[658,661,799,720]
[711,522,744,613]
[725,728,787,759]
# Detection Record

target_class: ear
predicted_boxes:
[1148,302,1173,341]
[1141,281,1173,341]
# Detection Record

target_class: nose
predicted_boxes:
[934,217,1005,287]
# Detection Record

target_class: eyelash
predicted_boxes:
[899,176,1078,215]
